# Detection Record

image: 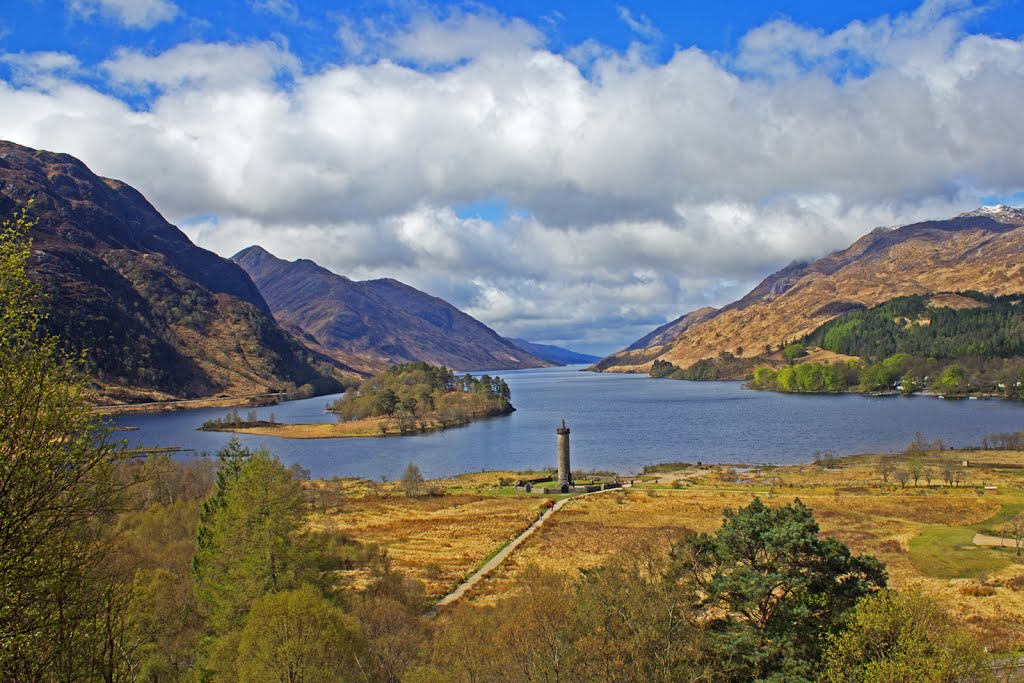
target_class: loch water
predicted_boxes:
[115,365,1024,481]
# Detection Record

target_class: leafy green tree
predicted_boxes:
[193,436,251,581]
[751,366,777,388]
[194,449,311,636]
[776,366,797,391]
[0,203,133,678]
[784,343,806,362]
[650,359,678,378]
[937,363,967,395]
[821,590,993,682]
[235,584,365,682]
[899,370,921,395]
[400,395,418,416]
[674,498,886,682]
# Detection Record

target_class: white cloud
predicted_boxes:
[67,0,178,29]
[1,52,82,85]
[102,41,300,90]
[616,6,662,41]
[4,2,1024,352]
[339,8,543,65]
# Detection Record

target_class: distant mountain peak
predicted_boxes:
[234,246,550,372]
[232,245,273,262]
[957,205,1024,222]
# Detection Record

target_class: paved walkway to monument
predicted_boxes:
[429,484,630,615]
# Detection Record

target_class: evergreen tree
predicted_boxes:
[673,498,886,681]
[193,448,310,636]
[192,436,251,582]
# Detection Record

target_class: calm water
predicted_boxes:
[115,365,1024,481]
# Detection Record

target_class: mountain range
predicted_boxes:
[596,205,1024,373]
[10,139,1022,397]
[502,338,600,365]
[232,246,550,372]
[0,140,352,404]
[0,141,569,404]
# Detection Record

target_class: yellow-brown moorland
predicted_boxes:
[311,450,1024,652]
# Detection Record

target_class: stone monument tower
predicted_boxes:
[557,420,571,487]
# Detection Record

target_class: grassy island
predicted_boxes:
[200,362,514,438]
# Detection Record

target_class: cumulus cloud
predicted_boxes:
[4,2,1024,352]
[67,0,178,29]
[101,41,300,90]
[1,52,82,85]
[338,7,543,65]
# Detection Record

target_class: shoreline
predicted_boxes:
[93,391,296,416]
[200,408,514,440]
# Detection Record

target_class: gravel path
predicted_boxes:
[973,532,1020,549]
[429,485,628,614]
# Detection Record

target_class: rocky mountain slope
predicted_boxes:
[503,338,600,365]
[597,206,1024,373]
[233,246,550,372]
[0,141,354,404]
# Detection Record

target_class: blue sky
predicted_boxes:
[2,1,1024,354]
[6,1,1024,62]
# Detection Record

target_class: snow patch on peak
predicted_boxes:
[957,205,1024,222]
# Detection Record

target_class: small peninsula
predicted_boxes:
[200,362,514,438]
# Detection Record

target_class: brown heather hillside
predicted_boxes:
[233,246,551,372]
[0,141,357,404]
[597,206,1024,372]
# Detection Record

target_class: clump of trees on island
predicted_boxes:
[199,408,277,430]
[329,361,513,433]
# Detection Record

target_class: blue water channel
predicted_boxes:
[115,365,1024,481]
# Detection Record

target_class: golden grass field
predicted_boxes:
[236,417,401,439]
[311,452,1024,651]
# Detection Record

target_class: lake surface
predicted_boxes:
[115,365,1024,481]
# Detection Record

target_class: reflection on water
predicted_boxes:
[115,365,1024,481]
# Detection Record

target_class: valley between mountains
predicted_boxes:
[6,138,1024,407]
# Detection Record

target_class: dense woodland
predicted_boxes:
[329,361,513,431]
[804,293,1024,361]
[747,294,1024,396]
[0,205,1005,681]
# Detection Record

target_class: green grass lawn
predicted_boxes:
[909,495,1024,579]
[909,525,1012,580]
